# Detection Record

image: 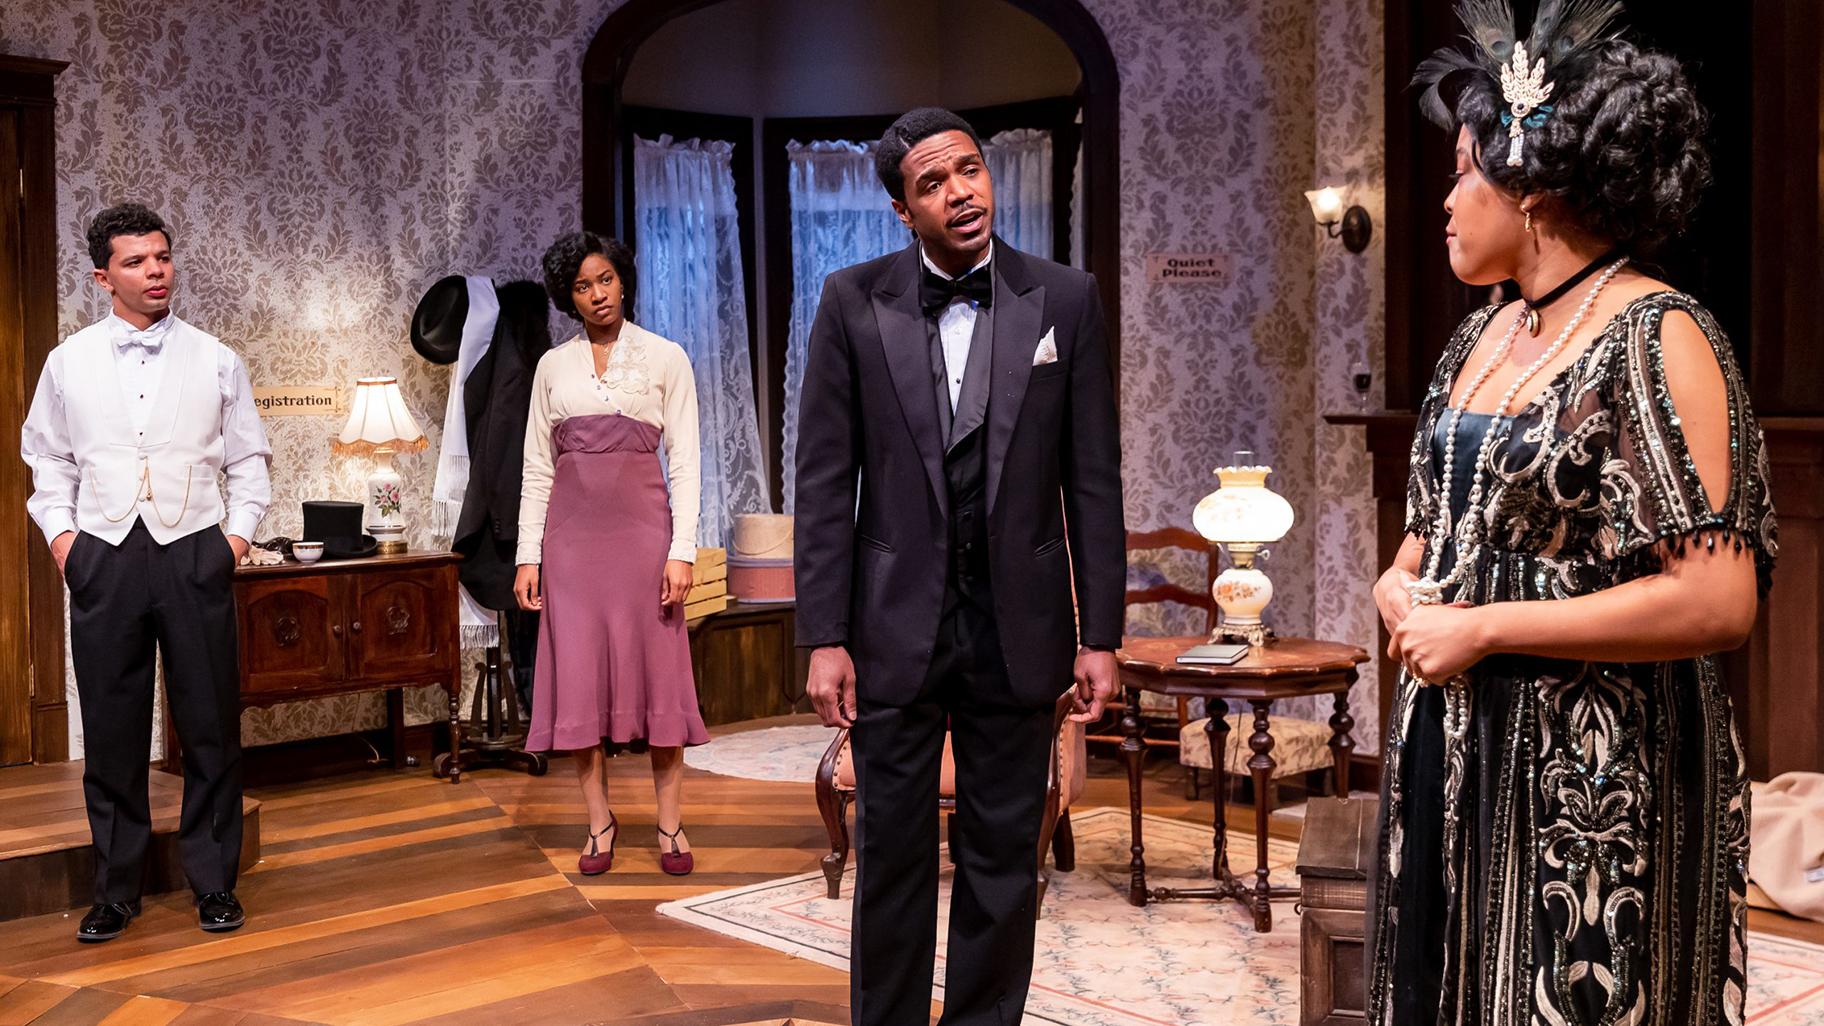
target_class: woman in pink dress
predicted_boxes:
[515,231,709,877]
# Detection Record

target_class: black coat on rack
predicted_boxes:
[451,280,551,611]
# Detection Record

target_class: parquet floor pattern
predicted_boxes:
[0,717,1815,1026]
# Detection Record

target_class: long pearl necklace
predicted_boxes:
[1407,258,1628,613]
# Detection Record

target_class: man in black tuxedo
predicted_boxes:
[793,108,1124,1026]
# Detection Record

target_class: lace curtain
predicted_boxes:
[632,134,772,548]
[983,127,1053,260]
[780,140,908,513]
[778,129,1058,511]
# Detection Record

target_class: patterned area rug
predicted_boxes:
[685,725,836,783]
[660,807,1824,1025]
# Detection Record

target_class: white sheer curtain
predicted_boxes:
[632,134,771,549]
[984,127,1053,260]
[780,140,907,513]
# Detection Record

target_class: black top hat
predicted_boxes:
[410,275,469,365]
[300,500,379,560]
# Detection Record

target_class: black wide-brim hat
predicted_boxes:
[410,274,468,365]
[300,500,379,560]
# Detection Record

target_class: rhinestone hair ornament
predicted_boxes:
[1412,0,1626,167]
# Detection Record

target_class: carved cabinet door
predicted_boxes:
[237,574,343,694]
[346,567,452,680]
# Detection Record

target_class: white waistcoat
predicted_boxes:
[62,319,228,545]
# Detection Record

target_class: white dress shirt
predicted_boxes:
[922,242,995,412]
[21,312,273,544]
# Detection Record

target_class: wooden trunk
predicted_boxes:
[1296,796,1377,1026]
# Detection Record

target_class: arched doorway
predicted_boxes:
[578,0,1121,346]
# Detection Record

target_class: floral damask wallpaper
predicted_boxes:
[1308,0,1387,752]
[2,0,1387,758]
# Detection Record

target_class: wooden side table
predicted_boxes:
[1117,635,1368,931]
[166,551,464,782]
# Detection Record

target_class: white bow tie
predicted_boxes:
[115,322,168,352]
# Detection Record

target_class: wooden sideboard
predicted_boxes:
[166,550,464,781]
[171,561,803,779]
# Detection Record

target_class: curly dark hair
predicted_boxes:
[86,203,171,269]
[875,107,983,202]
[541,231,637,322]
[1453,40,1710,254]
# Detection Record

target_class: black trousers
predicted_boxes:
[850,595,1055,1026]
[66,521,243,903]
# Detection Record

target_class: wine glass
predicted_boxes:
[1349,359,1373,412]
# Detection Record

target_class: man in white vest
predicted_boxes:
[21,204,271,942]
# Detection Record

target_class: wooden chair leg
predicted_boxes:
[1051,808,1075,872]
[1183,765,1202,801]
[815,729,852,900]
[820,792,851,900]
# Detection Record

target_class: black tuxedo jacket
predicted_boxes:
[793,240,1125,708]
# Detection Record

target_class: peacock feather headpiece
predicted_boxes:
[1413,0,1627,167]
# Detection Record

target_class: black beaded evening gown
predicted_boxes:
[1367,292,1778,1026]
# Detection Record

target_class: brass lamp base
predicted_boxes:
[1210,620,1275,647]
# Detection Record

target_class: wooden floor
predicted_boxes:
[0,716,1816,1026]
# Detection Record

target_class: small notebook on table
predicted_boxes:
[1176,642,1251,666]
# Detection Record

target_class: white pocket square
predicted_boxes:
[1032,328,1059,366]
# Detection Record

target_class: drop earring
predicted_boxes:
[1524,209,1534,234]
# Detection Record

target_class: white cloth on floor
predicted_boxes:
[1750,772,1824,924]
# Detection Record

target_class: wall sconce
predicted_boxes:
[1304,185,1372,254]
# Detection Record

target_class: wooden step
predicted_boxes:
[0,761,261,922]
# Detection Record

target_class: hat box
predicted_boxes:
[728,514,794,602]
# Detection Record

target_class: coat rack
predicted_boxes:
[434,612,547,778]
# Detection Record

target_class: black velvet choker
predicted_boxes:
[1520,248,1624,335]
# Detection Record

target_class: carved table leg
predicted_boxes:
[444,674,463,783]
[1121,684,1148,906]
[1207,699,1231,883]
[1329,687,1356,797]
[1247,699,1277,932]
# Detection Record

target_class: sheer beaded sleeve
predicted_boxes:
[1601,293,1776,587]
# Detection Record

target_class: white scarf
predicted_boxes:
[427,276,502,644]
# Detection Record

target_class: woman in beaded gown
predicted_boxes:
[1368,5,1777,1025]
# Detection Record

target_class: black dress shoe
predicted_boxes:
[77,900,140,943]
[196,891,245,932]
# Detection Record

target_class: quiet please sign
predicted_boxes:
[1146,252,1231,285]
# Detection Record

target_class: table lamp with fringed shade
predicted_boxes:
[1191,453,1296,646]
[334,376,427,555]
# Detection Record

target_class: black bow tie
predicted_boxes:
[920,264,993,315]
